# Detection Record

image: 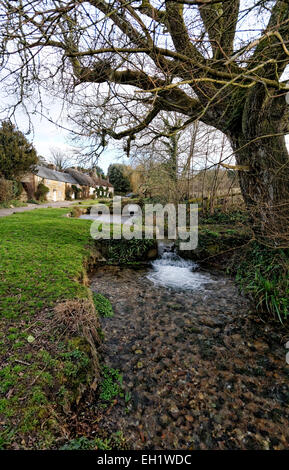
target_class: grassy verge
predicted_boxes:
[0,208,102,449]
[0,200,27,209]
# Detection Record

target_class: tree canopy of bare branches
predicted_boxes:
[1,0,289,242]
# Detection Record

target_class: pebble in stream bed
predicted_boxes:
[90,265,289,450]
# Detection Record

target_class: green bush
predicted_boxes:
[105,238,157,263]
[12,181,23,198]
[96,186,105,198]
[35,182,49,201]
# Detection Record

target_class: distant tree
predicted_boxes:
[49,147,71,171]
[0,121,38,180]
[107,164,131,194]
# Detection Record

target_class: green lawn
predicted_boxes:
[0,208,98,448]
[0,208,92,319]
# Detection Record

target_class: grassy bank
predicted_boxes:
[188,209,289,323]
[0,208,157,449]
[0,208,102,449]
[234,242,288,322]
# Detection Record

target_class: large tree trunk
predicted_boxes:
[227,85,289,246]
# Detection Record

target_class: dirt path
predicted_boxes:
[0,200,77,217]
[90,265,289,450]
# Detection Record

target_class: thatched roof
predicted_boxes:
[89,169,113,188]
[97,177,113,188]
[25,165,113,189]
[66,168,95,187]
[35,165,78,184]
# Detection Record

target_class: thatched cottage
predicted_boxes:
[21,165,114,202]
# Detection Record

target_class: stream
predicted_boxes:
[90,243,289,450]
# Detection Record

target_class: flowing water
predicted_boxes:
[147,242,214,290]
[89,243,289,450]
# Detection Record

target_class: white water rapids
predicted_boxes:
[147,242,213,290]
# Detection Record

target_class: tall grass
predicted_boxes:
[236,242,288,322]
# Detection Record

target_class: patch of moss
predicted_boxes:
[99,366,123,402]
[93,293,114,318]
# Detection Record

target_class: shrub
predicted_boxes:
[0,178,13,202]
[35,182,49,201]
[12,181,23,198]
[98,186,104,198]
[0,120,38,180]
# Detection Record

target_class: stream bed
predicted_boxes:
[90,247,289,450]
